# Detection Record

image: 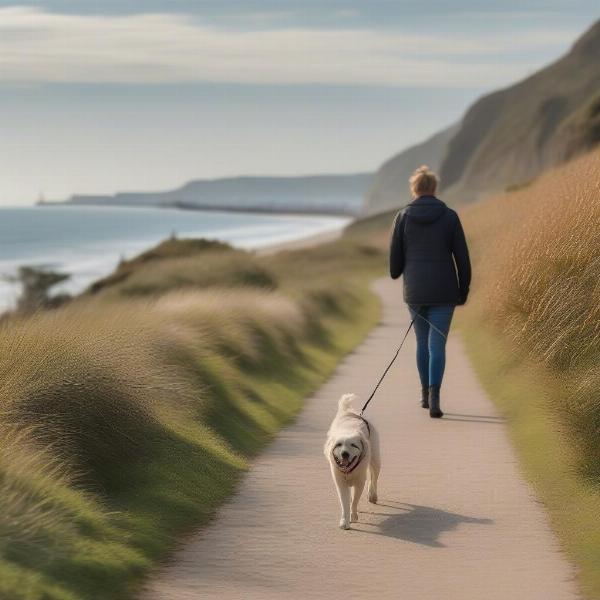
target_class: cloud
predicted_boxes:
[0,6,574,87]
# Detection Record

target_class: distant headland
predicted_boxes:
[41,173,373,216]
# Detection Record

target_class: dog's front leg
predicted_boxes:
[351,476,366,522]
[334,478,351,529]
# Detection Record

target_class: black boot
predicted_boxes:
[428,385,443,418]
[421,385,429,409]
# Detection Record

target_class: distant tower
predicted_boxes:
[37,192,46,205]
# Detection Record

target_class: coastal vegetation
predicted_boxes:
[0,230,384,599]
[460,149,600,597]
[4,266,71,313]
[2,146,599,599]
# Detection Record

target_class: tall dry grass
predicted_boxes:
[0,286,304,488]
[0,287,308,598]
[463,149,600,479]
[0,233,383,599]
[97,252,277,298]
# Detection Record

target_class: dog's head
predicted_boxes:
[328,434,366,473]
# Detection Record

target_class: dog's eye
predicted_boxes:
[351,444,360,449]
[334,443,342,448]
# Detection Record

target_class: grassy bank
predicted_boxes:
[7,149,597,600]
[459,149,600,598]
[461,323,600,597]
[0,230,385,599]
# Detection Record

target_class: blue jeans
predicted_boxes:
[408,304,455,387]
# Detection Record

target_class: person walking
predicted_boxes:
[389,165,471,418]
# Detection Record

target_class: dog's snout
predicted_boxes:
[341,450,350,459]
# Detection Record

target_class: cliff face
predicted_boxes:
[367,19,600,213]
[364,124,458,215]
[439,19,600,203]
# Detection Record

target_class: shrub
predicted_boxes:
[96,252,277,298]
[88,238,233,294]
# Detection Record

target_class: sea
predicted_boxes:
[0,205,351,310]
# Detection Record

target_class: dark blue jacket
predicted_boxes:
[389,195,471,306]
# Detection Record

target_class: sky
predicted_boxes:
[0,1,598,205]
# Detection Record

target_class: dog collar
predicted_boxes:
[359,415,371,437]
[348,413,371,438]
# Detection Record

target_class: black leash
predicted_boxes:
[360,315,416,416]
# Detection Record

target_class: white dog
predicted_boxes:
[324,393,381,529]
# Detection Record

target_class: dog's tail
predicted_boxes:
[338,393,359,414]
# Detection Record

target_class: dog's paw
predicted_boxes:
[339,518,350,530]
[351,511,359,522]
[368,491,378,504]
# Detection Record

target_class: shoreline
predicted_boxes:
[0,208,353,312]
[38,201,360,219]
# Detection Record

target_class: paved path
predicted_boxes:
[141,278,579,600]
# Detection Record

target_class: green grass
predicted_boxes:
[0,228,384,600]
[460,321,600,598]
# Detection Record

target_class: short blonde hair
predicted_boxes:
[409,165,438,198]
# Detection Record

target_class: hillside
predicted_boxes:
[460,148,600,596]
[366,19,600,213]
[57,173,372,216]
[0,221,384,600]
[440,18,600,202]
[363,124,458,215]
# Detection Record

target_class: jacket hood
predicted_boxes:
[404,195,447,224]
